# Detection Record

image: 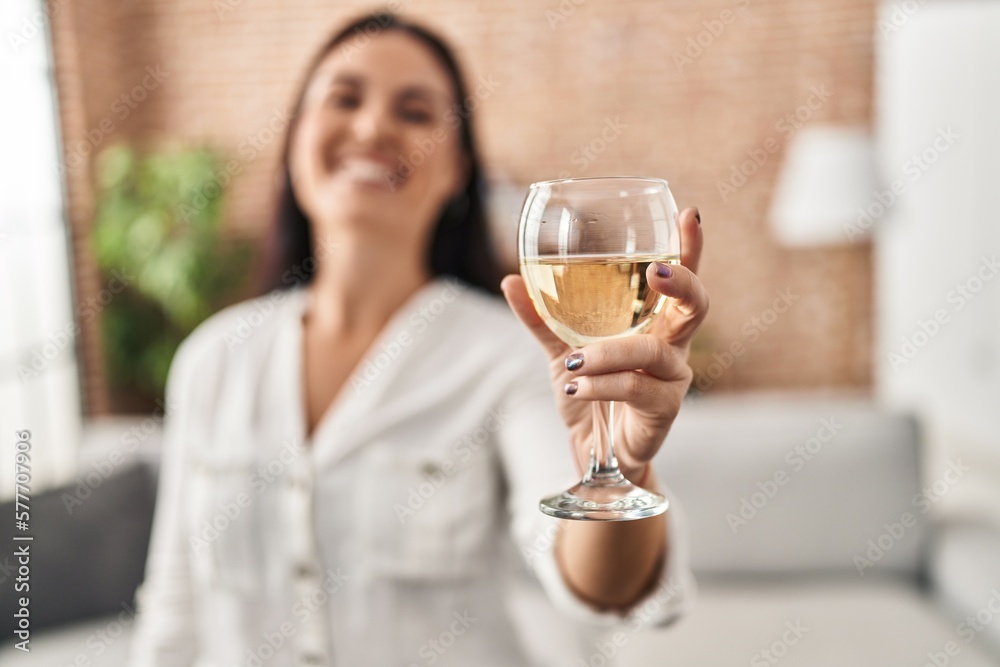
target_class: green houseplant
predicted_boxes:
[91,144,254,410]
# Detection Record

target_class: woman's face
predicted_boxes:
[289,31,467,251]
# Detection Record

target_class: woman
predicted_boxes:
[129,11,708,667]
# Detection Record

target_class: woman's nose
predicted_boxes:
[350,102,397,147]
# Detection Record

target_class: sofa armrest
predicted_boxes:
[930,520,1000,656]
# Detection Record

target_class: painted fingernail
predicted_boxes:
[655,262,673,278]
[564,381,578,395]
[695,210,701,225]
[565,353,584,371]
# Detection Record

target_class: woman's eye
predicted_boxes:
[330,94,360,109]
[400,108,432,123]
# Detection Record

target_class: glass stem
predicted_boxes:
[583,400,626,485]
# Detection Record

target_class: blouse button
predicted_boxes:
[295,563,317,580]
[301,653,324,665]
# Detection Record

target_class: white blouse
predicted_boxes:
[127,276,695,667]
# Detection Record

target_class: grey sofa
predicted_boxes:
[619,394,1000,666]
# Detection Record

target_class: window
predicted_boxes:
[0,0,81,499]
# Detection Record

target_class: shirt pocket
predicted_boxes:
[357,440,501,583]
[186,454,265,595]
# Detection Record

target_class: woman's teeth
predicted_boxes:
[340,158,398,185]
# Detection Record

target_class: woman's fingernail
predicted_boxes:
[655,262,673,278]
[565,353,584,371]
[695,210,701,225]
[564,381,578,396]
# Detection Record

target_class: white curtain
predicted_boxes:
[0,0,81,499]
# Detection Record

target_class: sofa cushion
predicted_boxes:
[658,394,927,576]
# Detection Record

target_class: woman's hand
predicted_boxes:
[502,207,708,482]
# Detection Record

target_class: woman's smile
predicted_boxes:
[329,153,403,191]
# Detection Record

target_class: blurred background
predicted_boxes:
[1,0,998,665]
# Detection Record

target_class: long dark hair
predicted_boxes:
[258,11,502,295]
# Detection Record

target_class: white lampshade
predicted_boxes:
[768,126,878,246]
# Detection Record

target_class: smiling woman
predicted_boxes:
[127,10,702,667]
[260,12,502,297]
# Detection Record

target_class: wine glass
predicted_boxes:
[518,176,680,521]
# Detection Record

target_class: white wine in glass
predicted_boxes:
[520,253,680,349]
[518,177,680,521]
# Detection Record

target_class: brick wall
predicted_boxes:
[49,0,875,414]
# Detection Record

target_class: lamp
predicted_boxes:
[768,126,878,246]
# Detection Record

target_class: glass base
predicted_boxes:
[540,477,668,521]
